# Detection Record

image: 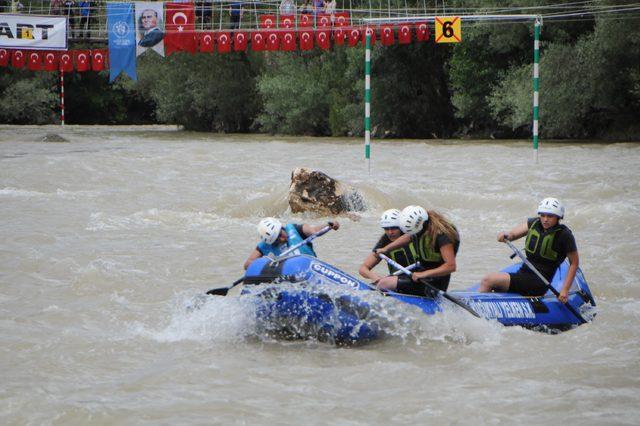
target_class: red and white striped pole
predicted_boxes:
[59,70,65,126]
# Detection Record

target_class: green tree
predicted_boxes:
[0,69,57,124]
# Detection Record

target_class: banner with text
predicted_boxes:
[0,14,68,50]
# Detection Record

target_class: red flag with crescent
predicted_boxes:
[280,15,295,29]
[334,12,350,26]
[165,2,197,55]
[281,31,296,51]
[299,30,314,51]
[299,14,313,28]
[251,32,265,51]
[199,32,215,53]
[316,30,330,50]
[416,22,430,42]
[0,48,9,67]
[266,31,280,51]
[59,51,74,72]
[348,28,361,47]
[74,50,91,72]
[43,51,59,71]
[381,25,394,46]
[398,24,411,44]
[217,32,231,53]
[333,28,346,45]
[362,27,376,46]
[316,14,331,27]
[12,50,26,68]
[91,49,107,72]
[234,32,248,52]
[260,14,276,29]
[27,51,42,71]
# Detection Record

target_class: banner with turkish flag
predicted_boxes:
[43,51,58,71]
[281,32,296,51]
[260,15,276,29]
[316,14,331,27]
[12,50,26,68]
[91,49,107,71]
[234,32,248,52]
[381,25,394,46]
[316,30,330,50]
[165,2,196,55]
[348,28,361,47]
[299,30,314,51]
[251,32,265,51]
[217,32,231,54]
[199,32,215,52]
[266,32,280,51]
[28,51,42,71]
[59,51,74,72]
[280,15,295,29]
[334,12,350,26]
[362,27,376,46]
[398,24,412,44]
[416,22,430,42]
[299,14,313,28]
[333,28,346,46]
[74,50,91,72]
[0,48,9,67]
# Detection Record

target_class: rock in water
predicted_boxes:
[289,168,365,215]
[41,133,68,143]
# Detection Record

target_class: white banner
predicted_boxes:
[0,15,68,50]
[135,2,164,57]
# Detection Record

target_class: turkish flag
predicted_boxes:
[280,15,295,29]
[416,22,430,42]
[59,51,74,72]
[281,31,296,51]
[299,30,314,51]
[234,32,248,52]
[199,32,215,53]
[299,14,313,28]
[333,28,346,45]
[0,48,8,67]
[91,49,107,72]
[316,14,331,27]
[381,25,394,46]
[44,51,59,71]
[398,24,411,44]
[266,31,280,51]
[75,50,91,72]
[251,32,265,51]
[217,32,231,53]
[316,30,330,50]
[260,14,276,29]
[362,27,376,46]
[165,2,197,55]
[27,51,42,71]
[334,12,350,26]
[348,28,361,47]
[12,50,26,68]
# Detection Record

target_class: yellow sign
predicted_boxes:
[435,16,461,43]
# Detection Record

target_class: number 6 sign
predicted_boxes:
[435,16,461,43]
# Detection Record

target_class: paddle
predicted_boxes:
[378,254,481,318]
[503,237,587,324]
[206,225,334,297]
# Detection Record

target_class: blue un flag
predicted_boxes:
[108,2,137,82]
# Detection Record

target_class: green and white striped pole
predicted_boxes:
[533,16,542,163]
[364,30,371,173]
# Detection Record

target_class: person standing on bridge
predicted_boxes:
[478,197,579,303]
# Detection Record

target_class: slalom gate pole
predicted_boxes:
[533,16,542,163]
[60,70,65,126]
[364,30,371,174]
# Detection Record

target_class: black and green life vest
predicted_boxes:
[386,243,418,274]
[524,218,567,276]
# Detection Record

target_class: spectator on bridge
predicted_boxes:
[279,0,296,16]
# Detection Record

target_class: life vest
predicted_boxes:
[385,240,418,274]
[257,223,316,258]
[524,218,566,266]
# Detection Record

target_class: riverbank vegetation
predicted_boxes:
[1,0,638,140]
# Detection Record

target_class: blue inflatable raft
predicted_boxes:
[242,255,596,344]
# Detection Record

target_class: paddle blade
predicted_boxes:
[206,287,230,296]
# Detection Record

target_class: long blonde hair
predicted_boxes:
[425,210,459,248]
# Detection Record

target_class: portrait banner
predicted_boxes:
[135,2,165,57]
[0,14,67,50]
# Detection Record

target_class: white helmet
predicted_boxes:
[379,209,401,228]
[257,217,282,244]
[537,197,565,218]
[399,205,429,235]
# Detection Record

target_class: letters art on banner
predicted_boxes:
[0,14,67,50]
